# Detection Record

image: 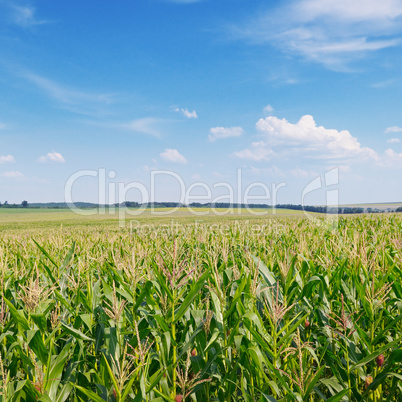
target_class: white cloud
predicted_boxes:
[386,148,402,157]
[235,114,377,162]
[175,108,198,119]
[31,73,113,104]
[38,152,65,163]
[209,126,244,142]
[338,165,351,173]
[371,79,397,89]
[0,155,15,164]
[263,104,274,114]
[295,0,402,22]
[380,148,402,167]
[160,148,187,164]
[21,71,115,115]
[234,142,275,161]
[385,126,402,133]
[10,5,48,27]
[290,168,314,177]
[249,165,284,177]
[124,118,161,137]
[1,171,24,178]
[387,138,400,143]
[234,0,402,69]
[85,118,163,137]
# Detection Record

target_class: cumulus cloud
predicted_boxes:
[387,138,400,143]
[175,108,198,119]
[160,148,187,164]
[0,155,15,164]
[235,114,377,162]
[209,126,244,142]
[385,126,402,133]
[38,152,65,163]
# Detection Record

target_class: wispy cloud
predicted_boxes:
[290,168,318,178]
[232,0,402,70]
[385,126,402,133]
[248,165,284,177]
[234,143,275,161]
[263,104,274,114]
[380,148,402,167]
[0,155,15,164]
[295,0,402,22]
[371,79,399,89]
[160,148,187,164]
[20,71,115,115]
[209,126,244,142]
[387,138,400,143]
[9,4,48,28]
[1,171,24,179]
[175,107,198,119]
[123,118,162,137]
[38,152,65,163]
[84,117,165,137]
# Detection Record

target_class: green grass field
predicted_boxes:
[0,207,305,231]
[0,209,401,401]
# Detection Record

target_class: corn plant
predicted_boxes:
[0,214,401,400]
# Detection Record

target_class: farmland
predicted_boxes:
[0,209,402,401]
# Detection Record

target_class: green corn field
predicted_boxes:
[1,212,402,401]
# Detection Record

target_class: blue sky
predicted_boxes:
[1,0,402,205]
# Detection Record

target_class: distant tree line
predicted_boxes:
[275,204,366,214]
[121,202,272,209]
[2,200,402,214]
[122,202,401,214]
[0,201,28,208]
